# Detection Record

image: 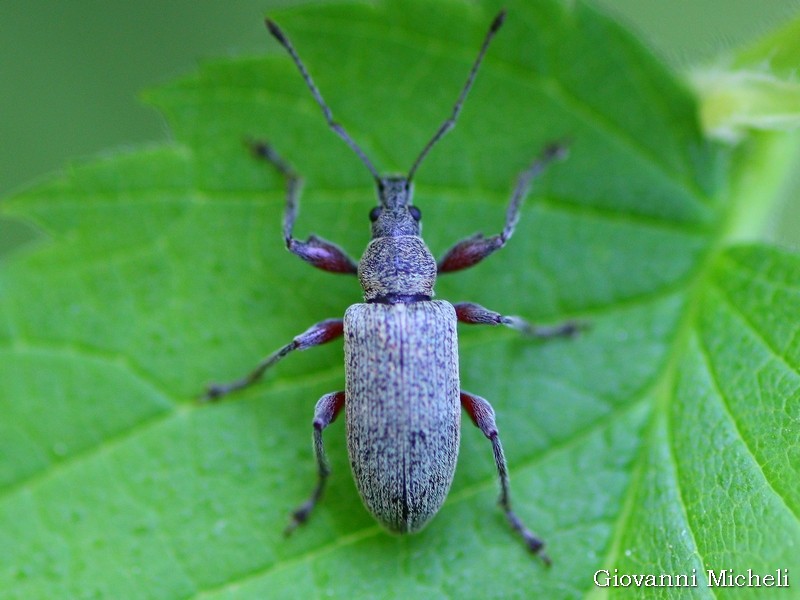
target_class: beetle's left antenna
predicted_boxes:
[407,10,506,182]
[266,19,381,181]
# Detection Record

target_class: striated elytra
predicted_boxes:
[203,10,584,565]
[346,301,460,534]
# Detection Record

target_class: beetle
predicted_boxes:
[204,10,582,564]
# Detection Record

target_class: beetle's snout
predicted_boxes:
[370,176,421,238]
[377,176,412,210]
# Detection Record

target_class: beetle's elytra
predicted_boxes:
[204,10,583,564]
[346,301,459,533]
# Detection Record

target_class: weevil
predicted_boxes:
[204,10,582,564]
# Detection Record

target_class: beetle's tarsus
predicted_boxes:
[504,316,589,339]
[284,503,313,537]
[503,503,551,565]
[200,385,225,402]
[199,381,247,403]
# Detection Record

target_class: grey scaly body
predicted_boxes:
[345,301,459,533]
[203,10,584,564]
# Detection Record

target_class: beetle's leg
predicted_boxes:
[248,140,359,274]
[460,390,551,565]
[285,390,346,536]
[202,318,344,401]
[454,302,585,340]
[437,142,567,274]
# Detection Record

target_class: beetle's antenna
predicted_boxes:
[266,19,381,181]
[406,10,506,182]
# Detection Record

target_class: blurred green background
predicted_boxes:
[2,0,799,252]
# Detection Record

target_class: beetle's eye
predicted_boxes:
[369,207,381,222]
[408,206,421,221]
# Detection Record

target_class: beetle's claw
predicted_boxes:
[284,502,313,537]
[524,536,551,566]
[199,384,226,403]
[560,319,590,338]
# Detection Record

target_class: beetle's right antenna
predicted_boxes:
[266,19,381,181]
[407,10,506,182]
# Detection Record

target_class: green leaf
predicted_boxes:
[1,1,798,598]
[692,69,800,142]
[689,9,800,245]
[691,13,800,142]
[735,14,800,76]
[692,10,800,140]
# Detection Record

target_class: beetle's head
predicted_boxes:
[369,176,421,238]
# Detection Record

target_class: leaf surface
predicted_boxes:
[1,1,798,598]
